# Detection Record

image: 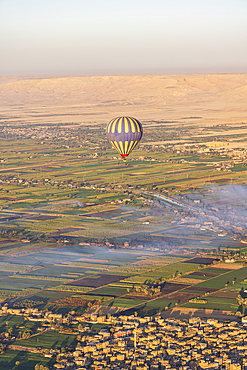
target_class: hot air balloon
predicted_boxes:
[106,117,143,161]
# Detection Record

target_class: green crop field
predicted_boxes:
[182,274,209,280]
[12,290,76,306]
[123,299,176,316]
[193,266,247,290]
[0,314,43,338]
[183,296,238,312]
[16,330,77,349]
[105,297,145,308]
[122,262,200,283]
[0,315,27,334]
[0,277,61,290]
[223,281,247,298]
[0,262,32,272]
[0,350,54,370]
[199,268,232,274]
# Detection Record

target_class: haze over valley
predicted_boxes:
[2,74,247,132]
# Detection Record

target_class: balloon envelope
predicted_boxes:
[106,117,143,160]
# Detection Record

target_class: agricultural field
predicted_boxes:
[191,266,247,290]
[122,262,200,284]
[16,330,77,350]
[0,350,54,370]
[123,299,176,317]
[0,122,245,252]
[0,245,198,314]
[0,118,246,321]
[105,297,146,308]
[182,296,238,312]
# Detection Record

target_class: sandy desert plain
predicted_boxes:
[1,74,247,367]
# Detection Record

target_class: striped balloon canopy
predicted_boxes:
[106,117,143,161]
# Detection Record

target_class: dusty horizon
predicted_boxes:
[1,73,247,128]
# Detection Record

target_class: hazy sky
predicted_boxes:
[1,0,247,75]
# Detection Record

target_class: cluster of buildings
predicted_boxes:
[3,305,247,369]
[52,314,247,370]
[171,141,246,162]
[1,126,69,140]
[0,175,81,189]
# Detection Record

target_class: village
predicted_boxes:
[0,305,247,369]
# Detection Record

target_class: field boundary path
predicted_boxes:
[8,344,38,352]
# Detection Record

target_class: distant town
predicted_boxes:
[1,304,247,369]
